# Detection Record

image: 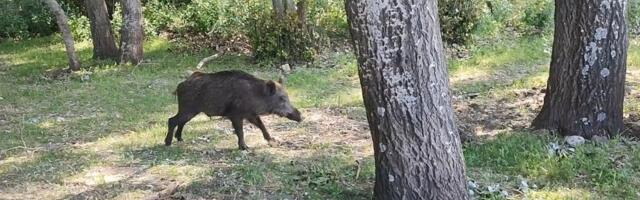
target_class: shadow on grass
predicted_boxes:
[0,149,95,188]
[175,149,374,199]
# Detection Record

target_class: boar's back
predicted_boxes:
[175,70,269,116]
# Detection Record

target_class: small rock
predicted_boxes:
[28,117,40,124]
[55,116,65,122]
[591,135,609,145]
[280,64,291,74]
[487,184,499,193]
[467,180,478,190]
[81,74,91,82]
[518,177,529,192]
[547,142,560,156]
[564,135,585,147]
[0,96,4,100]
[500,190,509,197]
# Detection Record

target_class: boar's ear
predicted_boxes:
[266,80,277,96]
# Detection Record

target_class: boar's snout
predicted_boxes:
[286,108,303,122]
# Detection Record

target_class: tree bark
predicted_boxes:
[345,0,469,199]
[272,0,285,19]
[119,0,144,65]
[106,0,116,20]
[284,0,296,13]
[296,0,307,28]
[86,0,119,60]
[43,0,82,71]
[532,0,628,138]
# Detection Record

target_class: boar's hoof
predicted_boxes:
[239,144,249,150]
[267,138,280,147]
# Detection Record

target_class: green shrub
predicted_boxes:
[0,0,56,40]
[438,0,483,44]
[0,2,29,39]
[247,12,316,64]
[472,0,553,40]
[307,0,349,42]
[68,15,91,41]
[630,0,640,35]
[518,0,553,34]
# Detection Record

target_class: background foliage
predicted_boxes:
[1,0,638,61]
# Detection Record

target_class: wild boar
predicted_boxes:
[165,70,303,150]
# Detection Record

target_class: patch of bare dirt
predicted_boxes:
[454,88,546,139]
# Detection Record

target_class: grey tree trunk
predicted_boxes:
[284,0,296,13]
[86,0,119,60]
[272,0,285,19]
[43,0,81,71]
[272,0,296,19]
[533,0,628,138]
[296,0,307,28]
[119,0,144,65]
[345,0,469,199]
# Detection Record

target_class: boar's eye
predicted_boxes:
[279,96,287,102]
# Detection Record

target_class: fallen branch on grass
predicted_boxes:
[196,54,221,69]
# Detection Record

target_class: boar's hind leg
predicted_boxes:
[247,115,274,142]
[165,112,197,146]
[230,117,249,150]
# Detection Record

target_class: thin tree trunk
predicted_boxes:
[532,0,628,138]
[86,0,119,60]
[43,0,81,71]
[345,0,469,199]
[119,0,144,65]
[272,0,285,19]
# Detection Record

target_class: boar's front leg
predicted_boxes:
[230,117,249,150]
[247,115,278,146]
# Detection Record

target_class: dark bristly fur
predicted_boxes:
[166,70,302,150]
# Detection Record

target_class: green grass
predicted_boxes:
[465,133,640,199]
[1,35,640,199]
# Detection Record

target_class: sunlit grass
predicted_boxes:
[1,36,640,199]
[525,188,595,200]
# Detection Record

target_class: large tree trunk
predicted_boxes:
[345,0,469,199]
[43,0,82,71]
[86,0,119,60]
[119,0,144,65]
[532,0,628,138]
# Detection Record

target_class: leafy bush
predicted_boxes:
[306,0,349,43]
[247,12,316,64]
[68,15,91,41]
[519,0,553,34]
[472,0,553,40]
[0,0,56,40]
[630,0,640,35]
[438,0,483,44]
[108,2,157,42]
